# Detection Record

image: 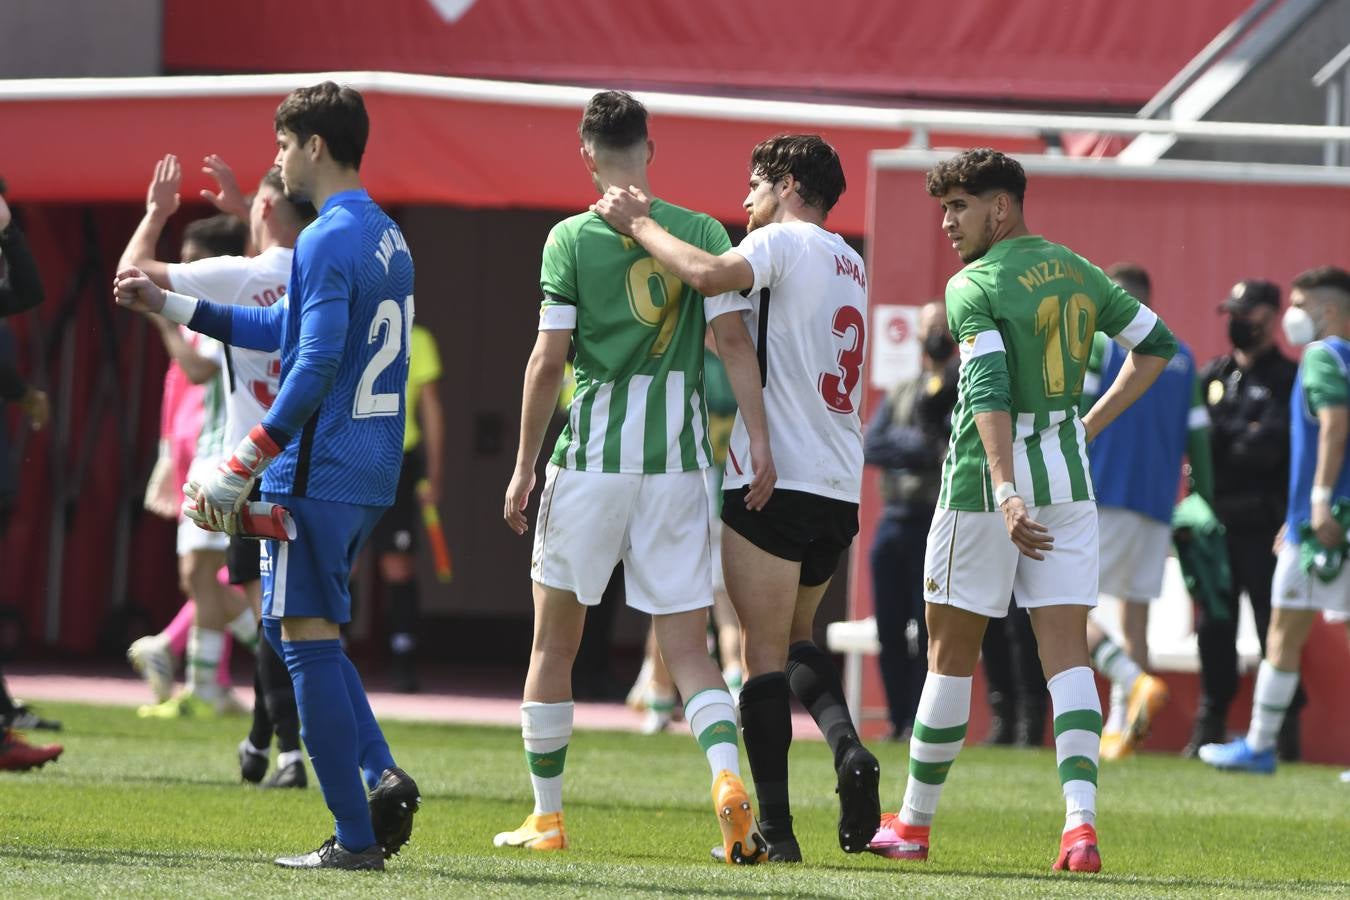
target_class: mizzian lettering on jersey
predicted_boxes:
[374,226,411,274]
[1016,258,1085,292]
[835,254,866,288]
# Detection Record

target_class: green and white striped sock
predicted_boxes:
[187,626,224,699]
[1049,666,1102,832]
[1091,636,1141,694]
[523,700,573,815]
[900,673,971,829]
[685,688,740,778]
[1246,661,1298,753]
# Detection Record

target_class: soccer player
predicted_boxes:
[1079,263,1213,760]
[1200,266,1350,776]
[124,208,259,717]
[863,149,1176,873]
[498,90,774,864]
[114,81,419,871]
[594,133,880,862]
[368,321,444,693]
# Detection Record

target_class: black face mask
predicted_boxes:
[924,332,956,363]
[1228,317,1264,351]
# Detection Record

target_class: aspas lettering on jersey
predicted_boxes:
[167,245,289,453]
[263,190,414,507]
[719,221,868,503]
[940,235,1177,512]
[538,198,750,474]
[1287,336,1350,540]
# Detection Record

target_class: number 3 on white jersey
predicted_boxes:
[353,295,414,419]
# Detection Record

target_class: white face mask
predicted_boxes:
[1282,306,1317,346]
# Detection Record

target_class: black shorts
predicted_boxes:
[226,483,263,585]
[370,447,424,556]
[721,487,860,587]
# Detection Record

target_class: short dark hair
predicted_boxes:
[274,81,369,169]
[1292,266,1350,297]
[579,91,648,151]
[258,166,317,225]
[182,214,247,258]
[749,134,846,214]
[1106,262,1151,301]
[926,148,1027,205]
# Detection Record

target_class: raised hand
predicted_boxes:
[146,154,181,220]
[199,155,250,220]
[591,185,651,235]
[113,266,166,315]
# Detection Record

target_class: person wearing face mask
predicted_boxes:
[863,299,959,740]
[1200,266,1350,776]
[1188,280,1301,759]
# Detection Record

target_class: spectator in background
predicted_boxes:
[0,178,63,771]
[1188,280,1302,758]
[863,300,956,739]
[1079,263,1212,760]
[370,322,445,693]
[1200,266,1350,776]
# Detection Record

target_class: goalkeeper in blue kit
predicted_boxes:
[115,82,419,871]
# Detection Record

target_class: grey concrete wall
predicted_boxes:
[0,0,161,78]
[1167,0,1350,164]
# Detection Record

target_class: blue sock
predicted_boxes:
[338,653,396,790]
[283,638,376,852]
[262,617,284,658]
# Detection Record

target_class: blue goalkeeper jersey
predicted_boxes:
[1088,336,1201,524]
[1286,336,1350,540]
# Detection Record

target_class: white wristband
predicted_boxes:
[1311,485,1333,505]
[994,482,1019,507]
[161,290,200,326]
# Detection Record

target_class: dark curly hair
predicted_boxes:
[274,81,369,170]
[579,91,648,151]
[749,134,846,214]
[925,148,1026,205]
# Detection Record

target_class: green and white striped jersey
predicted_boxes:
[939,235,1177,511]
[539,199,748,474]
[193,332,230,461]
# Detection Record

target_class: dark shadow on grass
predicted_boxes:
[2,845,258,868]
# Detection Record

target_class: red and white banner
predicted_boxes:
[162,0,1249,107]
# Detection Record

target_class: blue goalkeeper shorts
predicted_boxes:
[260,493,385,624]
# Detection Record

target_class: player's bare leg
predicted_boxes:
[1028,604,1103,873]
[496,582,585,851]
[712,588,743,700]
[873,603,986,862]
[643,629,677,734]
[653,607,763,865]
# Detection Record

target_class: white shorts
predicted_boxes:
[923,501,1098,618]
[176,457,230,555]
[531,464,713,615]
[1272,542,1350,615]
[1097,507,1171,603]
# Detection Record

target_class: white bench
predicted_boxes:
[827,557,1265,728]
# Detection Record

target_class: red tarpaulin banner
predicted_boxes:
[162,0,1249,107]
[856,150,1350,763]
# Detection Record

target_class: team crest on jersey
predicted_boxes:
[1207,379,1225,406]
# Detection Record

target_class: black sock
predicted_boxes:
[258,625,302,753]
[247,631,274,750]
[786,640,861,768]
[388,581,418,657]
[739,671,793,838]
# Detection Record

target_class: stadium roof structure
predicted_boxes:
[3,72,1350,235]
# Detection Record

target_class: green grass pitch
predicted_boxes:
[2,702,1347,897]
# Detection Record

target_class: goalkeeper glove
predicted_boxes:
[183,424,282,535]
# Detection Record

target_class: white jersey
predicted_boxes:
[167,246,290,452]
[720,221,867,503]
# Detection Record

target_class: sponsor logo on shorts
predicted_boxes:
[925,578,940,594]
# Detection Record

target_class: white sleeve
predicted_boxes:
[165,255,252,306]
[704,290,753,323]
[730,224,795,296]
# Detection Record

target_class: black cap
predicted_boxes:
[1219,279,1280,313]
